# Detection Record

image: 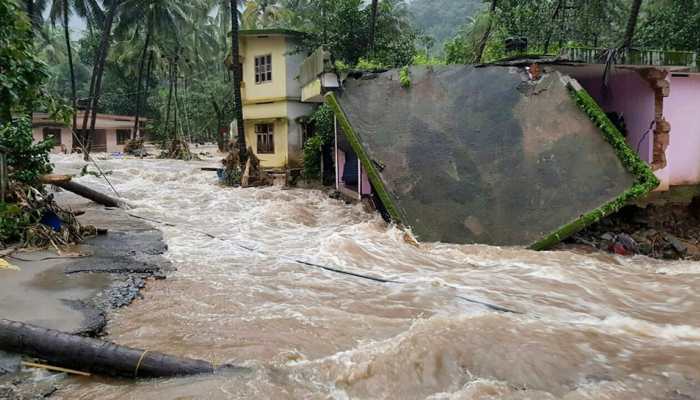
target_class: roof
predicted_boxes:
[33,112,147,129]
[328,65,657,248]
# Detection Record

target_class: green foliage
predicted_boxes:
[0,0,71,186]
[442,0,643,64]
[0,117,55,185]
[302,104,334,179]
[412,51,445,66]
[0,0,48,121]
[302,135,324,179]
[0,201,38,245]
[355,58,390,71]
[272,0,417,67]
[636,0,700,53]
[399,66,411,88]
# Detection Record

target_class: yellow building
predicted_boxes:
[236,29,316,169]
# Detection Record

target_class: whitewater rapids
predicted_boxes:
[50,154,700,399]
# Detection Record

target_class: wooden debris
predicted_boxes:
[241,148,272,188]
[22,361,91,377]
[53,181,122,208]
[123,138,145,155]
[161,138,196,160]
[39,175,72,185]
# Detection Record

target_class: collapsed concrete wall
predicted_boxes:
[328,65,658,248]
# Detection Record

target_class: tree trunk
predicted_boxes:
[84,0,119,160]
[63,0,78,134]
[0,319,214,378]
[473,0,497,64]
[140,50,154,141]
[55,180,123,208]
[133,19,153,139]
[164,61,174,136]
[230,0,247,168]
[212,99,224,150]
[368,0,379,56]
[173,59,179,141]
[543,0,564,54]
[622,0,643,49]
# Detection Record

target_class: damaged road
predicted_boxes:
[0,192,172,394]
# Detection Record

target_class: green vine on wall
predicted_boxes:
[530,83,660,250]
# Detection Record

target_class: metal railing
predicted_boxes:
[0,145,8,203]
[299,47,332,87]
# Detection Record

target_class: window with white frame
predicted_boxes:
[254,54,272,84]
[256,123,274,154]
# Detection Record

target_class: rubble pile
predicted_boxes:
[123,138,145,156]
[3,182,96,250]
[160,138,197,161]
[568,203,700,260]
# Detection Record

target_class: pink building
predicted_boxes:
[32,112,145,154]
[335,129,372,201]
[556,48,700,192]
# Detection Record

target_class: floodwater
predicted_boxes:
[51,154,700,399]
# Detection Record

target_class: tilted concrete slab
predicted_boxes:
[328,65,658,248]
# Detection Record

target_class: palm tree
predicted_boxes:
[118,0,194,138]
[49,0,77,132]
[80,0,120,159]
[230,0,246,166]
[241,0,283,29]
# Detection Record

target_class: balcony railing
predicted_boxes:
[560,47,697,68]
[300,47,332,87]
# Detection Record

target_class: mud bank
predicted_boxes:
[0,192,172,398]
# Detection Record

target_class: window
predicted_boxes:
[43,128,61,145]
[116,129,131,145]
[256,123,275,154]
[255,55,272,84]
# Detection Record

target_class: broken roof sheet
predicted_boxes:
[328,65,658,248]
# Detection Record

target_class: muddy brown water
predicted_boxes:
[50,155,700,399]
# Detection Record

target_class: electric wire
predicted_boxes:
[125,211,522,314]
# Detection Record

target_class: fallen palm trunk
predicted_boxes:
[54,180,122,208]
[0,319,215,378]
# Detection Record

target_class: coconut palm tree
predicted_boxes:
[241,0,283,29]
[80,0,120,159]
[48,0,102,132]
[117,0,195,137]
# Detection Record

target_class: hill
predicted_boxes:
[407,0,484,54]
